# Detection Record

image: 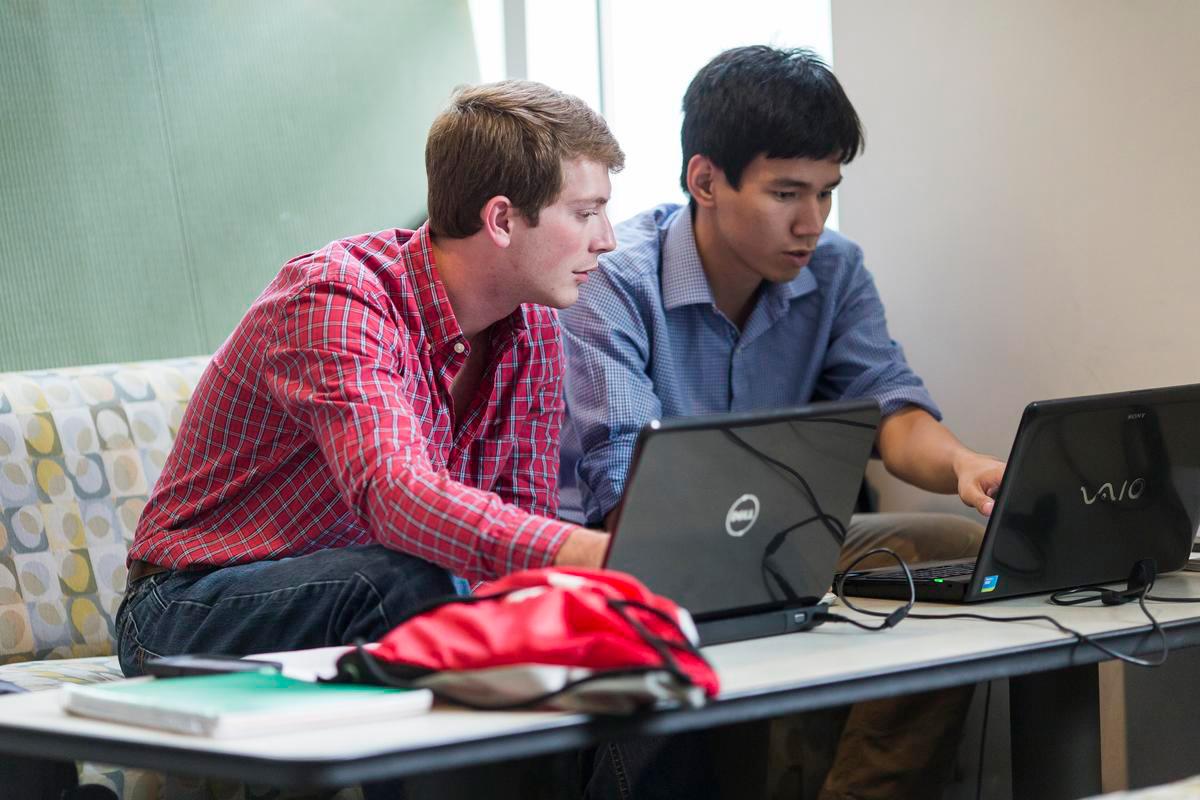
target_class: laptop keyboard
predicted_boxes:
[849,562,976,582]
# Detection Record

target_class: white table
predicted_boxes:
[4,573,1200,797]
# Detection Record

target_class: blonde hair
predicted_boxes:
[426,80,624,238]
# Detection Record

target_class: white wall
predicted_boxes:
[831,0,1200,514]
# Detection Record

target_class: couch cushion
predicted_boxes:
[0,357,209,663]
[0,653,124,691]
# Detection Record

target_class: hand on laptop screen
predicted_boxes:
[953,452,1007,516]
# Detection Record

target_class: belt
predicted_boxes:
[127,560,169,585]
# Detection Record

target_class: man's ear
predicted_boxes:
[480,196,516,248]
[685,154,720,208]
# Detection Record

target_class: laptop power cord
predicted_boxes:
[817,547,917,631]
[823,549,1170,668]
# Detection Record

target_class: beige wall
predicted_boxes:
[831,0,1200,514]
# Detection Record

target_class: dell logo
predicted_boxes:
[1081,478,1145,505]
[725,494,760,537]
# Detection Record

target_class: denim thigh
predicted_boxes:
[116,545,455,676]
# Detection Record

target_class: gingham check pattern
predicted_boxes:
[559,204,941,524]
[130,225,573,583]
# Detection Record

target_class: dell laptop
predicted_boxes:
[839,384,1200,603]
[603,400,881,645]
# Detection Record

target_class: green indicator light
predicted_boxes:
[933,578,945,583]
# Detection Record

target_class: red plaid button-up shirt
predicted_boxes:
[129,226,575,583]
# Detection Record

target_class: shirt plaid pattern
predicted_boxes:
[129,225,573,583]
[559,204,940,524]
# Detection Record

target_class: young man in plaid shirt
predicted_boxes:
[118,81,623,675]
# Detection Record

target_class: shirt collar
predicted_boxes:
[661,208,715,311]
[661,206,817,312]
[401,224,529,354]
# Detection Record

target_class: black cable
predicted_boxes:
[822,547,916,631]
[828,551,1168,667]
[721,429,848,546]
[717,427,859,604]
[1039,562,1168,666]
[901,591,1167,668]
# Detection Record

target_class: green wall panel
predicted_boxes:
[0,0,479,371]
[0,2,202,370]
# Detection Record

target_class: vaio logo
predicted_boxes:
[1081,478,1145,505]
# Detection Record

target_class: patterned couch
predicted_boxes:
[0,357,358,800]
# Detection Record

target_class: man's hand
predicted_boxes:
[953,451,1006,516]
[553,527,611,569]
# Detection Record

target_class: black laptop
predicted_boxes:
[839,384,1200,603]
[603,400,880,645]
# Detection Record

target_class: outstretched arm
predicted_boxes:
[877,406,1006,516]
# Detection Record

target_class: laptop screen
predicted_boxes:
[972,384,1200,600]
[604,401,880,618]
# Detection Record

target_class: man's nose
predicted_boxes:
[792,197,825,237]
[592,215,616,254]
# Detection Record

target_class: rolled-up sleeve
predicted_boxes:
[816,244,941,420]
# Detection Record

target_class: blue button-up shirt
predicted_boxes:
[559,203,940,524]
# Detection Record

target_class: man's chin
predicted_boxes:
[536,288,580,310]
[772,263,808,282]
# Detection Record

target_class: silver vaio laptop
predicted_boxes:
[603,400,881,645]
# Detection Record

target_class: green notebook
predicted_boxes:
[61,672,431,738]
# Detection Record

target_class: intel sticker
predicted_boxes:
[981,575,999,593]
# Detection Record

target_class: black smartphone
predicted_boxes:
[143,654,283,678]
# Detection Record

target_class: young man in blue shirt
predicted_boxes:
[561,46,1005,799]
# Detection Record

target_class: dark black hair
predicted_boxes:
[680,46,864,192]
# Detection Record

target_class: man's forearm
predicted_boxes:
[554,527,612,569]
[878,407,973,493]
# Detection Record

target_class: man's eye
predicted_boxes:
[578,210,598,219]
[818,190,835,200]
[774,191,797,201]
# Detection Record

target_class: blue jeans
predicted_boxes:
[116,544,456,677]
[116,545,455,800]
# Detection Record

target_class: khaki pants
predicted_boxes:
[768,512,985,800]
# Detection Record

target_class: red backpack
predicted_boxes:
[333,568,720,714]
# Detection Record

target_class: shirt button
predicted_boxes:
[453,342,466,354]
